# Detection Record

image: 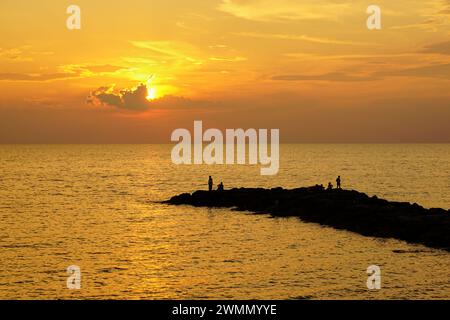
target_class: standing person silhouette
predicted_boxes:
[336,176,341,189]
[208,176,213,191]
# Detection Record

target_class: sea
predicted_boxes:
[0,144,449,299]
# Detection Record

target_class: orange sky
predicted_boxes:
[0,0,449,143]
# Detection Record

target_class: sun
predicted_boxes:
[145,75,158,100]
[146,87,156,100]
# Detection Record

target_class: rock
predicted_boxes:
[163,187,450,251]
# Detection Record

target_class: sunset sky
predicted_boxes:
[1,0,449,143]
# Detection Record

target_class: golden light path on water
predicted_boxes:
[0,144,449,299]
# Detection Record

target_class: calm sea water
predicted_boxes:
[0,144,449,299]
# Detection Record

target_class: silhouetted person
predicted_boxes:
[217,182,224,192]
[336,176,341,189]
[327,182,333,190]
[208,176,213,192]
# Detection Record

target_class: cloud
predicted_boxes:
[0,45,53,62]
[389,19,439,31]
[0,46,33,61]
[377,63,450,80]
[272,63,450,83]
[130,41,201,63]
[438,0,450,15]
[421,40,450,55]
[0,72,76,82]
[208,56,247,62]
[59,64,127,74]
[235,32,374,46]
[391,0,450,30]
[218,0,351,21]
[0,64,126,82]
[88,83,153,111]
[282,52,416,62]
[272,72,379,82]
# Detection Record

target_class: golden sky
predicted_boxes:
[0,0,449,142]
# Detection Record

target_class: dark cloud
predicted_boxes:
[88,83,152,111]
[377,63,450,80]
[272,62,450,83]
[421,41,450,55]
[2,92,449,143]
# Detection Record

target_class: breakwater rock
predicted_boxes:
[165,186,450,251]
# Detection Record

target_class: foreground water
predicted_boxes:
[0,144,449,299]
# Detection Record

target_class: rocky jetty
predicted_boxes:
[165,186,450,251]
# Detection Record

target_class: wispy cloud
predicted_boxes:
[389,19,439,31]
[59,64,127,75]
[438,0,450,15]
[208,56,247,62]
[389,0,450,31]
[0,64,127,82]
[283,52,417,61]
[421,40,450,55]
[272,72,379,82]
[218,0,351,22]
[0,45,53,62]
[0,72,75,82]
[130,41,202,64]
[377,63,450,79]
[235,32,374,46]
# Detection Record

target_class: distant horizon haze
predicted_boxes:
[1,1,450,144]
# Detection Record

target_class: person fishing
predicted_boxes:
[208,176,213,191]
[336,176,342,189]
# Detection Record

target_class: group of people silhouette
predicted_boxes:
[208,176,224,192]
[326,176,342,190]
[208,175,342,192]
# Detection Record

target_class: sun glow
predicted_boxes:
[145,75,157,100]
[146,87,157,100]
